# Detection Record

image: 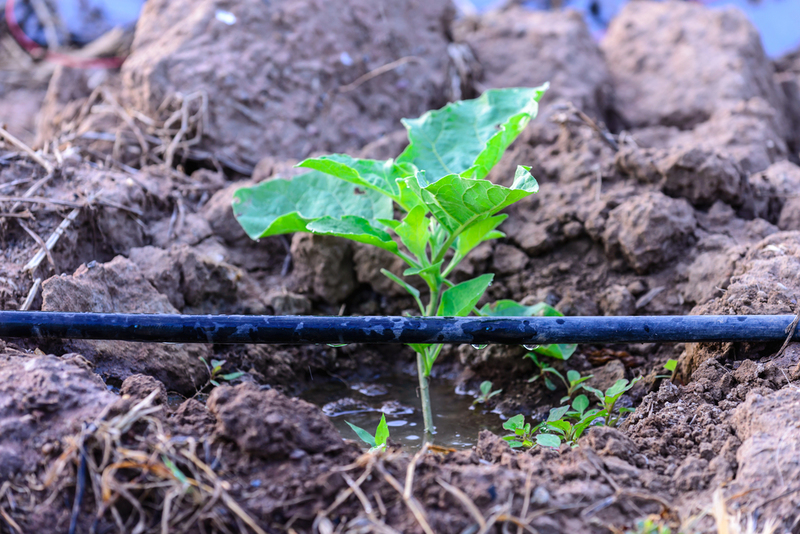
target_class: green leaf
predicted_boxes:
[396,86,547,181]
[403,167,538,236]
[606,379,631,399]
[296,154,414,198]
[546,420,572,434]
[536,433,562,448]
[394,205,430,261]
[533,343,577,361]
[572,394,589,414]
[548,405,570,422]
[232,171,393,240]
[345,421,377,448]
[307,215,398,253]
[456,215,507,258]
[544,377,557,391]
[566,370,581,384]
[220,371,246,381]
[438,274,494,316]
[374,413,390,447]
[503,414,525,432]
[506,440,524,449]
[480,381,492,396]
[664,359,678,372]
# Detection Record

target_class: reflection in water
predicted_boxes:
[302,372,506,451]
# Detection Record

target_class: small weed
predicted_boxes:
[525,352,566,391]
[502,414,561,449]
[199,357,245,388]
[542,395,604,447]
[346,413,390,452]
[560,369,594,403]
[474,380,502,406]
[585,377,641,427]
[626,517,672,534]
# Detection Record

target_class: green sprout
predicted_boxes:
[542,395,604,447]
[199,357,245,388]
[560,369,594,404]
[346,413,390,452]
[525,352,566,391]
[474,380,502,406]
[584,377,641,427]
[233,85,561,438]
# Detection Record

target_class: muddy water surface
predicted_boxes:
[302,372,506,450]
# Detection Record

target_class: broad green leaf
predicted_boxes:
[548,405,570,422]
[438,274,494,316]
[403,166,539,235]
[536,433,562,448]
[233,171,393,239]
[374,413,390,447]
[456,215,507,258]
[397,86,547,181]
[664,359,678,372]
[572,394,589,414]
[345,421,376,448]
[394,205,430,261]
[506,440,524,448]
[307,216,398,253]
[503,414,525,432]
[297,154,415,198]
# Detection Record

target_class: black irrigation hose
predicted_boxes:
[0,311,798,345]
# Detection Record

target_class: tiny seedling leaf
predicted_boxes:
[438,274,494,317]
[572,394,589,414]
[503,414,525,432]
[220,371,246,381]
[664,359,678,372]
[548,405,570,422]
[480,381,492,396]
[374,413,389,448]
[345,421,377,448]
[536,433,562,448]
[567,370,581,384]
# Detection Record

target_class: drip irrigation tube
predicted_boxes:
[0,311,798,345]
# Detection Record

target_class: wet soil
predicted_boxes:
[2,0,800,532]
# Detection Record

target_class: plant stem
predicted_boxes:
[417,350,434,440]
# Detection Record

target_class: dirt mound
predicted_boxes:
[120,0,455,168]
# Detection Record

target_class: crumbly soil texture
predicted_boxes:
[2,0,800,532]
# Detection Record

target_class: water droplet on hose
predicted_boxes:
[327,343,348,348]
[471,344,488,350]
[523,344,540,351]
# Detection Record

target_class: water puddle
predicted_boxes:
[302,373,506,451]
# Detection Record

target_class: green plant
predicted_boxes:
[542,395,604,447]
[626,517,672,534]
[346,413,390,452]
[233,85,556,438]
[502,413,561,449]
[474,380,502,406]
[560,369,594,404]
[199,357,245,388]
[525,352,566,391]
[584,377,641,427]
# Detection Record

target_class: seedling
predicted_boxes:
[658,359,679,382]
[474,380,502,406]
[560,369,594,403]
[234,85,556,437]
[626,517,671,534]
[346,413,390,452]
[501,414,560,449]
[542,395,604,447]
[525,352,566,391]
[584,377,641,427]
[199,357,245,388]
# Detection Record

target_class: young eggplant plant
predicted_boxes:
[233,85,556,439]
